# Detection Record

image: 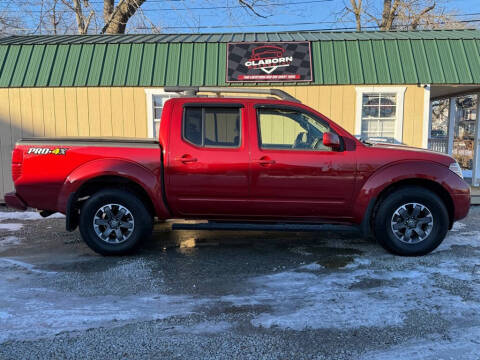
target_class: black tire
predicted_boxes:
[79,189,153,256]
[373,186,449,256]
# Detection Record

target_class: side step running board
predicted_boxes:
[171,222,359,232]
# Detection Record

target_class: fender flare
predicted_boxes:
[353,160,457,225]
[56,158,170,221]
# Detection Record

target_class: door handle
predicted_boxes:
[175,154,198,163]
[254,157,276,166]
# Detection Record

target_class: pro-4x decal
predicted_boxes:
[27,147,68,155]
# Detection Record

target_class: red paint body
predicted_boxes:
[6,97,471,227]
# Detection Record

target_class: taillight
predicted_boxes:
[11,148,23,182]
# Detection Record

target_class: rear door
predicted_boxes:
[248,104,357,221]
[165,102,251,217]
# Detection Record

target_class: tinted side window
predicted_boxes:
[257,108,331,151]
[184,108,203,146]
[183,107,241,148]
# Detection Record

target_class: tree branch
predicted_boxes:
[411,2,436,29]
[101,0,146,34]
[238,0,267,18]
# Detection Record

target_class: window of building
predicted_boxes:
[355,87,406,144]
[183,107,241,148]
[257,108,331,151]
[145,90,177,138]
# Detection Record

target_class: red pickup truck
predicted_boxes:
[5,87,470,256]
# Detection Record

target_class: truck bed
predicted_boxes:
[18,137,159,148]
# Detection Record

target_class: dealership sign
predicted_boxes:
[226,42,312,82]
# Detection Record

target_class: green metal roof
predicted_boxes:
[1,29,480,44]
[1,30,480,87]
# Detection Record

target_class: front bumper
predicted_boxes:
[4,192,27,210]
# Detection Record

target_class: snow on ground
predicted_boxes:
[0,236,21,250]
[221,231,480,331]
[0,210,64,236]
[359,326,480,360]
[436,221,480,251]
[0,211,64,221]
[0,223,23,231]
[0,259,211,343]
[451,222,467,231]
[0,258,57,274]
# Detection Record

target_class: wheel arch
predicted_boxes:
[65,175,157,232]
[355,161,458,237]
[371,178,454,230]
[58,158,170,231]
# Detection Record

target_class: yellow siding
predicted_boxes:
[99,88,113,136]
[87,88,101,136]
[0,89,11,197]
[0,85,426,200]
[122,88,136,137]
[42,88,56,137]
[111,88,124,137]
[53,88,67,136]
[76,88,90,136]
[31,88,45,136]
[133,88,148,137]
[64,88,78,136]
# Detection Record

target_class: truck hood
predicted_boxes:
[368,142,455,167]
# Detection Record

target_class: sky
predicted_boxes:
[2,0,480,34]
[150,0,480,33]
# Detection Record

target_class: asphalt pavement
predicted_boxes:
[1,206,479,359]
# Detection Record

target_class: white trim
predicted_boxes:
[144,88,177,138]
[472,93,480,186]
[422,85,431,149]
[355,86,406,143]
[447,97,456,155]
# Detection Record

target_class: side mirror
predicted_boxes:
[323,132,341,149]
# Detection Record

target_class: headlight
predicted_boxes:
[449,161,463,179]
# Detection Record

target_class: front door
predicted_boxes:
[248,105,357,221]
[166,103,251,217]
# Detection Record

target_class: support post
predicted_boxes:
[422,85,431,149]
[472,94,480,187]
[447,97,457,155]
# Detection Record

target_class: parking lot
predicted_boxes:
[1,206,480,359]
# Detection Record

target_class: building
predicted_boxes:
[1,29,480,200]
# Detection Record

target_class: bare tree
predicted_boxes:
[1,0,272,35]
[61,0,94,34]
[0,5,27,36]
[347,0,362,31]
[101,0,146,34]
[343,0,464,31]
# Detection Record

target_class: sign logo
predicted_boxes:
[245,46,293,74]
[227,42,312,82]
[28,147,68,155]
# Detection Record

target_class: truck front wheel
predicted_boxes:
[79,189,153,255]
[374,186,449,256]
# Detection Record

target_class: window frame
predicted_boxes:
[181,104,243,149]
[145,89,178,138]
[355,86,406,144]
[254,104,343,152]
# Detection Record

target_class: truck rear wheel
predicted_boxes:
[79,189,153,255]
[373,186,449,256]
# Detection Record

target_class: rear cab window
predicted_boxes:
[183,106,241,148]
